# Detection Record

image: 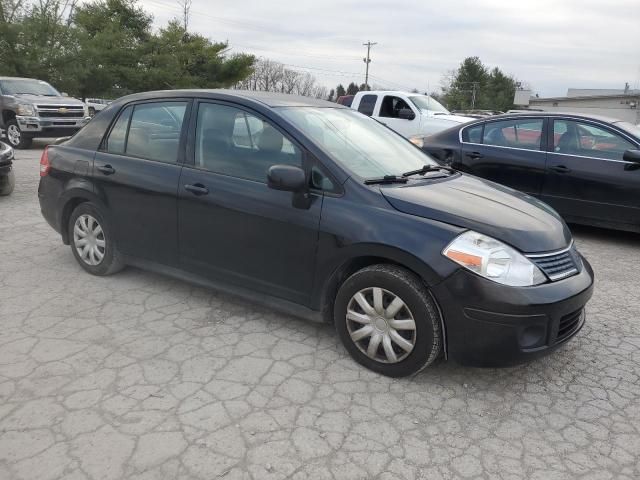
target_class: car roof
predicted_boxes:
[0,76,48,81]
[486,111,623,124]
[113,89,346,109]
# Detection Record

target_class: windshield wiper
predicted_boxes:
[364,175,408,185]
[401,165,455,178]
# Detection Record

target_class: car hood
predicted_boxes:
[381,174,571,253]
[11,94,84,106]
[423,111,472,123]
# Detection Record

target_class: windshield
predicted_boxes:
[616,121,640,139]
[408,95,450,113]
[278,107,437,179]
[0,79,60,96]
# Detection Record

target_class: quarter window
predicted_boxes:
[483,119,543,151]
[195,103,302,183]
[105,106,132,154]
[553,120,635,161]
[357,94,377,116]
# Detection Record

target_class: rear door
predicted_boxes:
[458,117,547,195]
[541,118,640,226]
[177,100,323,305]
[93,100,190,265]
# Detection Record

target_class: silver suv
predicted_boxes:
[0,77,90,149]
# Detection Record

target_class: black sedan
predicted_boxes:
[0,140,15,195]
[38,90,593,376]
[420,113,640,233]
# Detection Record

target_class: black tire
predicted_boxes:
[68,202,124,276]
[5,120,33,149]
[334,264,442,377]
[0,169,15,196]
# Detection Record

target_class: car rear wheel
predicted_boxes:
[334,264,442,377]
[0,169,15,196]
[68,202,124,276]
[5,120,33,149]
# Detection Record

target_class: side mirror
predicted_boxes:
[398,108,416,120]
[267,165,306,192]
[623,149,640,163]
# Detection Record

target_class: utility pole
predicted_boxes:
[362,41,377,90]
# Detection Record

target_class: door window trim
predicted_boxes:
[548,117,639,164]
[99,98,193,165]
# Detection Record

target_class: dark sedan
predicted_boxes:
[420,113,640,233]
[38,90,593,376]
[0,140,15,195]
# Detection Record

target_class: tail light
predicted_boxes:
[40,146,50,177]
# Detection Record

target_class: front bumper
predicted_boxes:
[16,115,90,136]
[431,255,594,367]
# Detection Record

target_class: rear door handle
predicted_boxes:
[184,183,209,195]
[550,165,571,173]
[96,164,115,175]
[465,152,484,159]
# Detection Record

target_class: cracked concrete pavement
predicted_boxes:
[1,143,639,479]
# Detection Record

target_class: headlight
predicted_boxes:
[443,231,546,286]
[409,135,424,148]
[16,104,35,116]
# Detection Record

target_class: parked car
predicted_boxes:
[350,90,471,142]
[336,95,354,107]
[0,76,90,149]
[85,98,111,116]
[38,90,594,377]
[421,112,640,233]
[0,140,14,195]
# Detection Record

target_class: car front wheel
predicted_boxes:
[334,264,442,377]
[68,202,124,276]
[5,120,33,149]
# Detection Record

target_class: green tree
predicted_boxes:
[327,88,335,102]
[335,84,346,98]
[346,82,359,95]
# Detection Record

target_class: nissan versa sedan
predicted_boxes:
[38,90,594,377]
[419,113,640,233]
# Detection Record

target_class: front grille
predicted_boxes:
[555,309,584,343]
[527,244,580,281]
[37,105,85,118]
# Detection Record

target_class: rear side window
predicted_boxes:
[105,106,132,154]
[462,124,483,143]
[483,119,543,151]
[126,102,187,163]
[357,94,377,116]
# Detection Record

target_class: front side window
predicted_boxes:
[278,107,437,179]
[483,119,543,150]
[553,120,635,161]
[126,102,187,163]
[195,103,301,183]
[379,96,413,119]
[357,94,377,116]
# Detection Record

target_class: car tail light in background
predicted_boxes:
[40,147,50,176]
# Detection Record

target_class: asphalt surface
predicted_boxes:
[1,143,639,480]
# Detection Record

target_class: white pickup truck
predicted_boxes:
[350,91,471,146]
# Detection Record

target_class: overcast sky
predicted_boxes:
[140,0,640,97]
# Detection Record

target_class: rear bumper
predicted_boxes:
[431,256,594,367]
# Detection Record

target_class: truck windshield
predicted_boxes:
[408,95,450,113]
[278,107,437,179]
[0,79,60,96]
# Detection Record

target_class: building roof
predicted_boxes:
[567,88,640,97]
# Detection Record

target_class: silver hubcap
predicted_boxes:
[346,287,416,364]
[73,214,105,266]
[7,125,20,146]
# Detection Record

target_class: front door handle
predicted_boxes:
[466,152,484,159]
[96,164,115,175]
[184,183,209,196]
[550,165,571,173]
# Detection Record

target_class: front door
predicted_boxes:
[178,101,322,305]
[541,118,640,227]
[93,100,190,265]
[458,117,547,196]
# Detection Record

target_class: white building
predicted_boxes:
[514,88,640,124]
